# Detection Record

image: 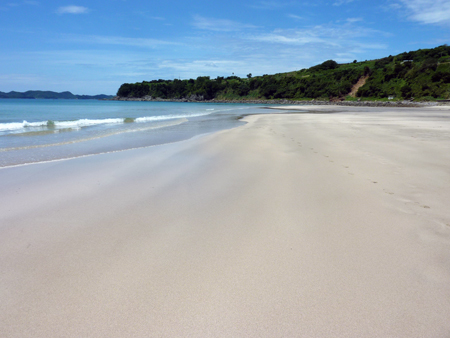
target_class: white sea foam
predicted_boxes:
[56,118,124,128]
[0,121,48,131]
[135,112,208,123]
[0,112,211,133]
[0,119,122,132]
[0,118,188,153]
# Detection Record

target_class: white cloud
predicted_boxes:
[346,17,363,23]
[249,1,295,9]
[0,73,43,85]
[288,14,303,20]
[248,24,388,48]
[157,59,243,73]
[333,0,356,6]
[66,35,180,48]
[0,2,18,10]
[88,35,177,48]
[56,5,89,14]
[399,0,450,24]
[192,15,257,32]
[0,1,37,10]
[251,31,328,45]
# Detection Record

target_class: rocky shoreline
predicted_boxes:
[111,96,449,108]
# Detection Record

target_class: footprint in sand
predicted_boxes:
[410,201,431,209]
[383,189,394,195]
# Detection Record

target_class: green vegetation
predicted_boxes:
[117,45,450,101]
[356,45,450,100]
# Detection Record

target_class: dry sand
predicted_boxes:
[1,106,450,337]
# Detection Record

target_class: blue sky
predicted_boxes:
[1,0,449,95]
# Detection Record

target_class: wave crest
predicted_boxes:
[0,111,210,133]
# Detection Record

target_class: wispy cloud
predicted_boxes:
[333,0,356,6]
[250,30,328,46]
[248,24,388,48]
[287,14,303,20]
[346,17,363,23]
[133,11,165,21]
[157,59,243,73]
[192,15,258,31]
[56,5,89,14]
[0,73,43,84]
[398,0,450,24]
[249,1,296,10]
[62,35,180,48]
[0,1,37,10]
[0,3,18,10]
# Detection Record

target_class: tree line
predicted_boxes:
[117,45,450,101]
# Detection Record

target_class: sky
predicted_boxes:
[1,0,449,95]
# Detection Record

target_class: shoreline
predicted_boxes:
[0,102,250,168]
[111,95,450,107]
[1,106,450,337]
[4,102,444,169]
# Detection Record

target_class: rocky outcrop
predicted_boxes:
[111,96,447,107]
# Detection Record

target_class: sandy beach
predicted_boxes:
[1,105,450,337]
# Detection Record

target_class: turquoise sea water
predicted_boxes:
[0,99,269,167]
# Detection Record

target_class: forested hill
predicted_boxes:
[0,91,113,100]
[117,45,450,101]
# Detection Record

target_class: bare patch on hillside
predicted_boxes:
[349,75,369,97]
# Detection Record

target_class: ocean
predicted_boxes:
[0,99,270,167]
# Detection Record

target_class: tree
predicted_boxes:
[237,83,250,96]
[247,73,252,78]
[311,60,339,71]
[401,84,412,98]
[117,83,132,97]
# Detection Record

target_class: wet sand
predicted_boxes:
[1,106,450,337]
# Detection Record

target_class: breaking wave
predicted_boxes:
[0,111,210,133]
